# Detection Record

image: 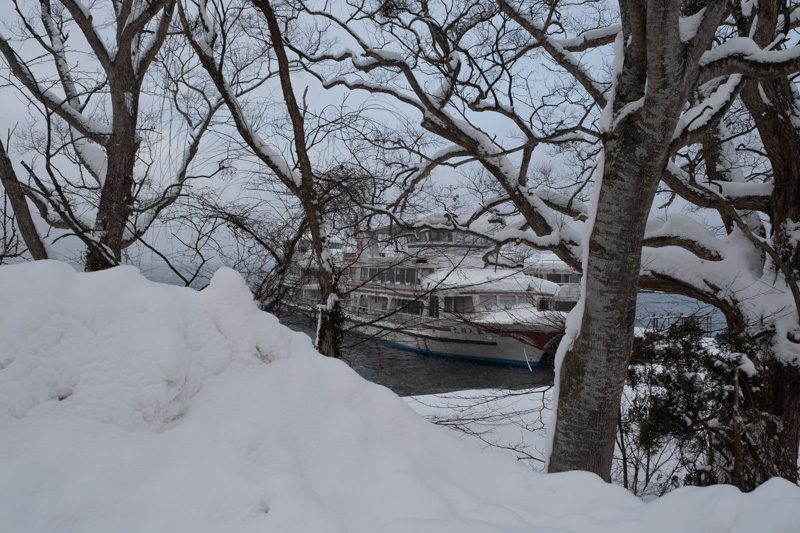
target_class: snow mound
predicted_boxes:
[0,262,304,431]
[1,261,798,533]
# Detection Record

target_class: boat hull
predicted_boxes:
[351,320,560,366]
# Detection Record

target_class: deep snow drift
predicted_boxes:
[1,261,798,533]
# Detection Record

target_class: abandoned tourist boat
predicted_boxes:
[292,215,580,366]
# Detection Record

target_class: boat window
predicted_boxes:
[427,230,453,242]
[547,273,562,283]
[370,296,388,311]
[406,269,417,285]
[358,295,368,313]
[480,295,497,311]
[429,295,440,318]
[538,299,551,311]
[450,296,474,314]
[555,301,577,312]
[396,268,409,284]
[303,287,321,300]
[499,295,516,309]
[360,268,367,281]
[392,298,424,315]
[407,301,424,315]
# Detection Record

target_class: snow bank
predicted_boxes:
[1,261,799,533]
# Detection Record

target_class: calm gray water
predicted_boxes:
[284,292,724,397]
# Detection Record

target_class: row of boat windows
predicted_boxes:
[532,273,581,284]
[352,294,574,316]
[355,296,425,316]
[294,265,581,288]
[354,295,476,317]
[296,241,346,254]
[348,267,436,285]
[404,231,492,245]
[297,286,576,315]
[295,231,491,254]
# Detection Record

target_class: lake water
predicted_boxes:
[284,292,725,397]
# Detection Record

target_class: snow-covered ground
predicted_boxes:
[1,261,799,533]
[407,388,551,471]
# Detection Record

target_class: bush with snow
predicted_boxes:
[1,261,799,533]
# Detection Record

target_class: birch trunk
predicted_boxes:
[548,122,668,478]
[547,0,726,477]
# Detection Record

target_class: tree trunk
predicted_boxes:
[548,123,664,479]
[760,357,800,484]
[735,0,800,487]
[547,0,726,478]
[301,192,342,358]
[258,0,343,358]
[0,139,48,260]
[85,76,139,272]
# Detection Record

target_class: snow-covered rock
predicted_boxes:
[0,261,798,532]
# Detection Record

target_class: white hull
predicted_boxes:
[350,317,560,366]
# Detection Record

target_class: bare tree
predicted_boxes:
[0,0,216,270]
[179,0,387,356]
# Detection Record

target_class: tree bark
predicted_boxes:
[736,0,800,486]
[85,62,140,271]
[255,0,341,357]
[0,139,49,260]
[761,360,800,484]
[549,118,668,478]
[547,0,726,476]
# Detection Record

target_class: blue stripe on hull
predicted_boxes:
[374,336,539,367]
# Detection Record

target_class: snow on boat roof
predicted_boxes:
[421,268,561,295]
[525,252,575,273]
